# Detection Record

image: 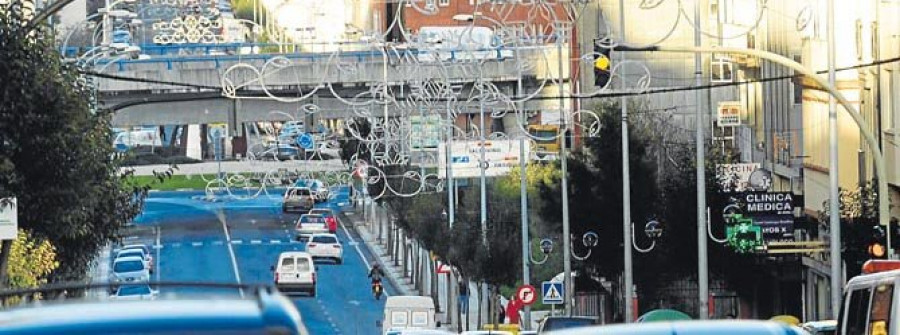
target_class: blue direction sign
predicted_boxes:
[451,156,470,163]
[542,281,564,305]
[296,133,315,150]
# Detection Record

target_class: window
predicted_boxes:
[412,311,429,326]
[711,55,734,83]
[439,0,449,6]
[296,258,311,272]
[844,288,872,335]
[312,236,337,244]
[279,257,295,271]
[869,284,893,335]
[391,312,408,326]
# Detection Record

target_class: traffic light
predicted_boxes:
[593,40,612,87]
[869,226,887,259]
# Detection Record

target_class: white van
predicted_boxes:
[838,260,900,335]
[380,296,436,334]
[273,252,317,297]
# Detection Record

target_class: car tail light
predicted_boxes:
[333,245,341,249]
[312,272,316,283]
[308,243,317,248]
[275,272,279,282]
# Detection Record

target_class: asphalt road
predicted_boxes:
[124,186,393,334]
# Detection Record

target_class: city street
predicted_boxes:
[122,187,394,334]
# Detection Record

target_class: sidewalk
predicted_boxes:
[341,210,417,297]
[341,205,490,331]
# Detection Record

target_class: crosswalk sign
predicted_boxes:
[542,281,564,305]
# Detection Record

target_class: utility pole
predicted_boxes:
[619,0,634,323]
[827,0,842,320]
[519,136,531,329]
[558,24,573,317]
[694,1,709,320]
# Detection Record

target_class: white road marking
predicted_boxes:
[212,241,224,246]
[191,242,203,247]
[171,243,182,248]
[155,227,161,282]
[338,216,369,270]
[250,239,262,245]
[218,211,244,298]
[231,240,243,245]
[270,240,282,244]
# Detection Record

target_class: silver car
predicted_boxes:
[112,256,150,285]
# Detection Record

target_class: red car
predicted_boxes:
[308,208,337,233]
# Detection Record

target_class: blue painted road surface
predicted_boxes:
[125,186,392,334]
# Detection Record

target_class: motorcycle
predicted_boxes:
[372,279,383,300]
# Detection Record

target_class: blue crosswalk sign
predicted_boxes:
[542,281,564,305]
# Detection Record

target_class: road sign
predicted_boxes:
[296,133,315,150]
[542,281,564,305]
[436,262,451,274]
[516,285,537,305]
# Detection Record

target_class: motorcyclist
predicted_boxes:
[368,264,385,284]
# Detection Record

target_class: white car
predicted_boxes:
[112,256,150,285]
[112,284,158,300]
[273,252,316,297]
[306,234,342,264]
[294,214,330,239]
[115,248,152,273]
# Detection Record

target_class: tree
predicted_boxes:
[0,4,148,282]
[7,230,59,290]
[537,100,660,283]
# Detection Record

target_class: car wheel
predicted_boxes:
[309,287,317,297]
[335,258,342,265]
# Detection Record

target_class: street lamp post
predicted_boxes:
[617,0,634,323]
[693,2,709,321]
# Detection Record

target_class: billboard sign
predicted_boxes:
[722,192,797,243]
[716,163,771,192]
[717,101,742,127]
[0,198,17,240]
[438,140,529,178]
[409,115,443,150]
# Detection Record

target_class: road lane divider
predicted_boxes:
[217,209,244,298]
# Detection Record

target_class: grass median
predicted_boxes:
[127,174,266,191]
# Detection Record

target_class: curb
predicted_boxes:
[338,211,416,297]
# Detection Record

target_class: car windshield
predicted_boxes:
[114,260,144,273]
[118,285,151,296]
[300,215,325,224]
[311,236,337,244]
[118,250,144,259]
[309,210,331,217]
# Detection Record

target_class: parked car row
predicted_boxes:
[110,244,157,300]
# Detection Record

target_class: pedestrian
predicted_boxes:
[458,277,469,314]
[497,296,506,324]
[505,296,522,325]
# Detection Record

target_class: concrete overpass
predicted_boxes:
[96,47,571,129]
